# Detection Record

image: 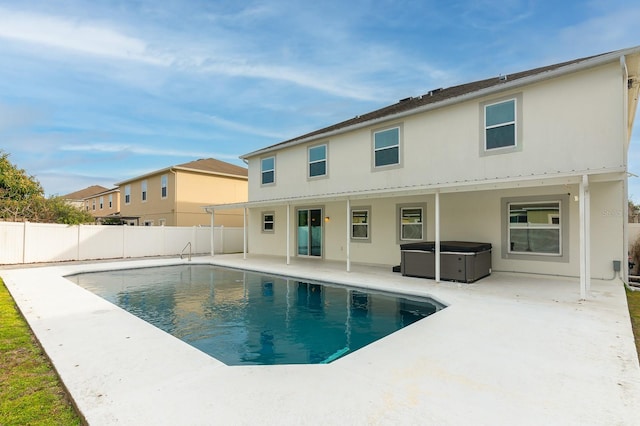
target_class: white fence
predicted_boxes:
[0,222,244,265]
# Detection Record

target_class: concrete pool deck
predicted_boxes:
[2,255,640,425]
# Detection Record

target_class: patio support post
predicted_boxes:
[211,209,216,257]
[346,198,351,272]
[435,190,441,282]
[210,209,215,256]
[243,207,247,260]
[286,204,290,265]
[579,174,591,299]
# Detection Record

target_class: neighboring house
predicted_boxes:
[206,46,640,296]
[82,187,121,222]
[62,185,109,210]
[117,158,248,227]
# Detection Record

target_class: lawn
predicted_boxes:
[627,287,640,357]
[0,278,82,426]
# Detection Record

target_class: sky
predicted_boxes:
[1,0,639,201]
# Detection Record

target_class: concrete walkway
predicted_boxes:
[2,255,640,425]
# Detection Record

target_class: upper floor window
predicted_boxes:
[108,194,113,208]
[308,144,327,178]
[124,185,131,204]
[141,180,147,202]
[261,156,275,185]
[85,201,89,211]
[508,201,561,255]
[373,126,400,168]
[99,196,104,210]
[400,207,423,241]
[92,199,96,210]
[161,175,168,199]
[484,98,516,151]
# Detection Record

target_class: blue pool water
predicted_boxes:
[68,265,444,366]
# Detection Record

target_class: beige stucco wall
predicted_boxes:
[246,62,624,202]
[247,181,625,280]
[85,191,120,218]
[120,172,176,225]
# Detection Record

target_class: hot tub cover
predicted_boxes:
[400,241,492,253]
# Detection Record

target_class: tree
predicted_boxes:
[0,150,94,224]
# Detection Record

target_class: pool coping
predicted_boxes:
[3,255,640,425]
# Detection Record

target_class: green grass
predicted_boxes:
[0,278,82,426]
[627,287,640,358]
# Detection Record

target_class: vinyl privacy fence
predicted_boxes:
[0,222,244,265]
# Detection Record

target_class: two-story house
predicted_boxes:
[117,158,247,227]
[82,187,121,222]
[63,185,109,210]
[206,46,640,297]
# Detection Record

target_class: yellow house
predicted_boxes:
[82,187,121,222]
[116,158,248,227]
[62,185,109,210]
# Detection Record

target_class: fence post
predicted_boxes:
[22,221,28,263]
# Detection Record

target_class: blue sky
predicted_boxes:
[1,0,639,201]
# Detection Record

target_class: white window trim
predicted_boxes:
[396,202,426,243]
[161,175,168,199]
[261,156,276,186]
[99,196,104,210]
[479,93,522,157]
[350,207,371,243]
[372,124,403,170]
[308,143,328,179]
[108,194,113,208]
[124,185,131,205]
[262,211,275,233]
[141,180,148,202]
[501,194,569,263]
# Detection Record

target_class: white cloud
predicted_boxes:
[58,143,239,160]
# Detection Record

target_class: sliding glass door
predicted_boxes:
[297,208,322,257]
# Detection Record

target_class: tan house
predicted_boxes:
[82,187,121,222]
[116,158,248,227]
[62,185,108,210]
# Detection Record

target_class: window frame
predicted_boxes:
[124,185,131,205]
[261,156,276,186]
[108,194,113,208]
[501,194,569,262]
[141,180,147,202]
[350,207,371,243]
[99,196,104,210]
[262,211,275,233]
[161,175,168,199]
[372,124,403,170]
[308,143,328,179]
[396,202,426,243]
[479,93,523,156]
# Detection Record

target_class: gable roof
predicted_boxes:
[62,185,109,200]
[116,158,247,185]
[242,45,640,159]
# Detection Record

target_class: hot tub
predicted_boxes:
[400,241,492,283]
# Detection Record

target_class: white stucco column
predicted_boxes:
[346,198,351,272]
[286,204,291,265]
[243,207,247,260]
[579,175,591,299]
[435,190,441,283]
[211,210,215,256]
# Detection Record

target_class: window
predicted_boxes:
[351,209,369,241]
[261,156,275,185]
[159,219,166,226]
[92,199,96,210]
[484,98,517,151]
[501,195,569,262]
[161,175,168,198]
[262,212,274,232]
[373,126,400,168]
[85,201,89,211]
[308,144,327,178]
[144,220,153,226]
[400,207,423,241]
[108,194,113,208]
[124,185,131,204]
[508,201,561,255]
[99,196,104,210]
[141,180,147,202]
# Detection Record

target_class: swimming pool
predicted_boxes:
[68,264,444,366]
